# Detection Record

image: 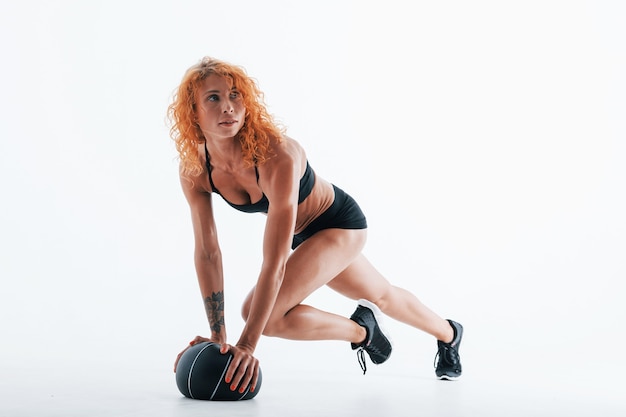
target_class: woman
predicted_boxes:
[168,57,463,394]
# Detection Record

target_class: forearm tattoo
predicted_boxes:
[204,291,225,334]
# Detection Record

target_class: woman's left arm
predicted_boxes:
[224,150,301,390]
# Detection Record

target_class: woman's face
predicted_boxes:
[195,74,246,141]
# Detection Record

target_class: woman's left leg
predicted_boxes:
[242,227,368,345]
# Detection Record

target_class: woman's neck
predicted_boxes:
[204,137,243,171]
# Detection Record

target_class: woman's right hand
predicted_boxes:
[173,335,213,372]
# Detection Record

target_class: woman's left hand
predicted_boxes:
[220,343,261,394]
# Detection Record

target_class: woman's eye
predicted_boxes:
[207,94,219,102]
[230,91,240,99]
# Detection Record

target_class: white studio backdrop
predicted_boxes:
[0,0,624,403]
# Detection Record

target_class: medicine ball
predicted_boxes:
[175,341,261,400]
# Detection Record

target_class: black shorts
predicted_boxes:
[292,185,368,249]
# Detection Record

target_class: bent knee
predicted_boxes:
[241,305,280,337]
[260,316,284,337]
[241,302,250,322]
[240,288,284,335]
[241,289,255,322]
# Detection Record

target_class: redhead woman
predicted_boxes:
[168,57,463,394]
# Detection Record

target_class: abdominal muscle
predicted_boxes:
[293,175,335,235]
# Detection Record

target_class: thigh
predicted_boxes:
[326,253,393,303]
[269,227,367,317]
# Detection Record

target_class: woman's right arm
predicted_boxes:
[180,173,227,344]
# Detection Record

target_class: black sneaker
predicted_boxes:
[350,299,392,374]
[434,319,463,380]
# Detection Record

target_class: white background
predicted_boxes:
[1,1,625,416]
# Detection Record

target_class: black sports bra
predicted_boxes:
[204,144,315,213]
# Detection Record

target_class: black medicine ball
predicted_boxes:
[175,341,261,400]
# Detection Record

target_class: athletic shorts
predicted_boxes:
[291,184,368,249]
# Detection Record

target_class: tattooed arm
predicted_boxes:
[174,171,227,371]
[204,291,225,340]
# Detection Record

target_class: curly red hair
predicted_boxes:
[167,57,284,177]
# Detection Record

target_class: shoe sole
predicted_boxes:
[437,375,461,381]
[357,299,394,349]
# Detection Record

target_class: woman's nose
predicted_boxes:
[222,100,234,113]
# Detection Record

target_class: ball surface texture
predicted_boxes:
[175,342,261,400]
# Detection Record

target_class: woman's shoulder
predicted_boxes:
[270,136,306,161]
[179,143,211,194]
[261,136,307,179]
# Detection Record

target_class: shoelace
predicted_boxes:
[433,344,460,369]
[356,347,367,374]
